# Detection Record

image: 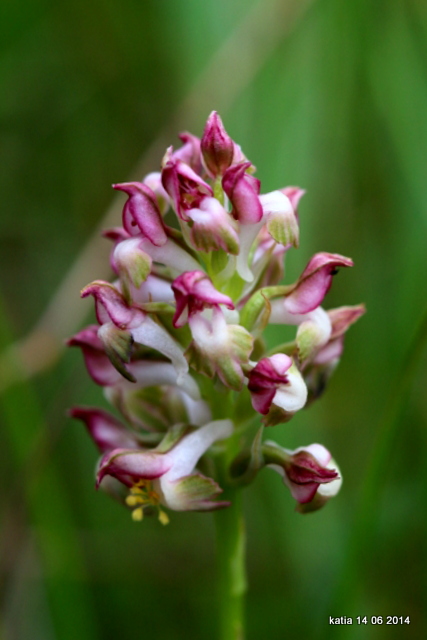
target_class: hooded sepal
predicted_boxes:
[113,182,167,246]
[303,304,365,403]
[222,162,263,224]
[81,280,140,329]
[311,303,366,365]
[171,132,202,173]
[284,252,354,315]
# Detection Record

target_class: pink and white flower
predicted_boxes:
[113,182,167,246]
[263,441,342,511]
[96,419,234,513]
[247,354,307,420]
[171,270,234,328]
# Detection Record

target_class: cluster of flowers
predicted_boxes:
[69,112,364,524]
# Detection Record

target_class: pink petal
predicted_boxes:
[248,355,292,414]
[222,162,263,223]
[97,448,172,488]
[70,407,138,453]
[328,304,366,339]
[201,111,234,177]
[161,158,212,221]
[113,182,167,246]
[285,252,354,314]
[67,325,121,386]
[172,271,234,328]
[81,281,142,328]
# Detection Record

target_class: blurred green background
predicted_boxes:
[1,0,427,638]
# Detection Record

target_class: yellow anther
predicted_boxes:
[130,487,143,495]
[127,481,164,524]
[126,495,144,507]
[132,507,144,522]
[158,509,170,526]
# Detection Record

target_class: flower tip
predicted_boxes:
[201,111,234,177]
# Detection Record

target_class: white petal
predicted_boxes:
[138,237,200,273]
[164,419,233,482]
[130,316,188,382]
[272,365,308,412]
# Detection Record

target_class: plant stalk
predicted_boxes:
[214,486,247,640]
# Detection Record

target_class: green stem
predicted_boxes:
[214,486,247,640]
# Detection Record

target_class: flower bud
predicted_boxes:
[262,441,342,511]
[201,111,234,178]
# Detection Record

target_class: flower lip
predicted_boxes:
[171,270,235,328]
[81,280,143,329]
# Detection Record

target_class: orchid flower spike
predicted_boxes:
[70,111,363,526]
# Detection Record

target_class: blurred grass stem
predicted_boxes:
[327,301,427,629]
